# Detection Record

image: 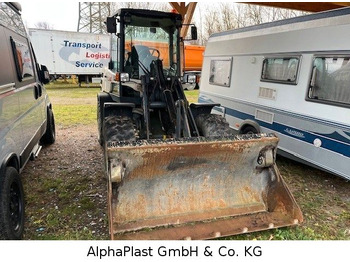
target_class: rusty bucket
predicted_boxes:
[106,134,303,240]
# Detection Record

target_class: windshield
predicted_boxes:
[124,24,178,79]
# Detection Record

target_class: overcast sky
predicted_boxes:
[20,1,79,31]
[19,1,209,32]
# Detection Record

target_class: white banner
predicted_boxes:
[0,240,347,262]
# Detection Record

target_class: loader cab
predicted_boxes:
[108,9,183,80]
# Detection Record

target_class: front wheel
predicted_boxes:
[41,108,56,145]
[0,167,25,240]
[104,115,136,143]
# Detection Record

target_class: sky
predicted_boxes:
[19,0,209,32]
[20,1,79,31]
[19,1,319,33]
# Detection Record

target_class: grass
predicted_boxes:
[38,80,349,240]
[185,89,199,104]
[46,80,100,126]
[46,79,199,126]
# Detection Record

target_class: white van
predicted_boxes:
[199,7,350,180]
[0,2,55,239]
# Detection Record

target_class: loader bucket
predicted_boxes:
[106,134,303,240]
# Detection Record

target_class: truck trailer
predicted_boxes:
[28,28,110,84]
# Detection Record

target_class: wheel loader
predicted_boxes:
[98,8,303,240]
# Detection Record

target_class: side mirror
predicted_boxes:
[40,64,50,84]
[191,26,197,40]
[106,16,116,33]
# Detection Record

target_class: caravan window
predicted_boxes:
[209,58,232,87]
[261,57,299,84]
[308,56,350,106]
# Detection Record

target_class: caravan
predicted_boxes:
[199,8,350,180]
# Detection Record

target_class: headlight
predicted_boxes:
[120,73,130,82]
[187,74,196,83]
[115,72,130,82]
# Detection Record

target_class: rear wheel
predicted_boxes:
[0,167,24,240]
[241,125,258,135]
[104,115,136,142]
[195,114,233,137]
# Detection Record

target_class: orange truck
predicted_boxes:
[183,44,204,90]
[184,44,204,71]
[126,41,204,89]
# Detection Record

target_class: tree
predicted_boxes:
[198,3,308,45]
[111,2,169,12]
[34,21,54,30]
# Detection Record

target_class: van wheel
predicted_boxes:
[241,125,258,135]
[0,167,24,240]
[41,108,56,145]
[195,114,233,137]
[104,116,136,143]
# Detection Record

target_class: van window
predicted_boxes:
[0,3,26,37]
[10,37,35,81]
[308,56,350,106]
[209,58,232,87]
[261,57,299,84]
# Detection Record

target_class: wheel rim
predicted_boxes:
[9,181,22,232]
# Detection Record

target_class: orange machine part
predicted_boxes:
[125,41,204,71]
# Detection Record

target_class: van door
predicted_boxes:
[4,28,44,164]
[0,26,22,161]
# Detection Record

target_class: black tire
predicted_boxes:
[195,114,234,137]
[97,92,114,146]
[0,167,25,240]
[104,115,136,142]
[97,97,103,146]
[241,125,258,135]
[41,108,56,145]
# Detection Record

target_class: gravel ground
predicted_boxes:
[21,124,109,239]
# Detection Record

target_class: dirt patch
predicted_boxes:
[21,124,108,240]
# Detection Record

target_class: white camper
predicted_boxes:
[199,8,350,180]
